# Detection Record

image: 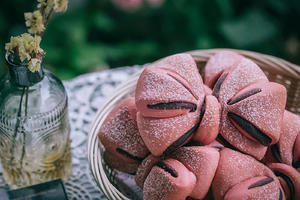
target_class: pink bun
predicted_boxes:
[136,53,205,118]
[193,95,221,145]
[216,57,268,104]
[203,84,212,95]
[103,150,139,174]
[170,146,220,199]
[219,115,267,160]
[137,103,201,156]
[143,159,196,200]
[224,176,283,200]
[280,111,300,165]
[153,53,205,100]
[135,154,160,189]
[262,111,300,168]
[136,67,199,118]
[204,51,244,88]
[262,146,278,165]
[269,163,300,200]
[208,140,224,150]
[212,148,278,200]
[98,97,149,173]
[226,81,286,145]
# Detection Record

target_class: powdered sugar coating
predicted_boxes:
[135,67,198,118]
[212,148,278,200]
[137,107,200,156]
[224,176,281,200]
[279,111,300,165]
[171,146,220,199]
[154,53,205,100]
[219,57,268,104]
[204,51,243,87]
[194,95,221,144]
[99,98,149,158]
[135,154,160,189]
[143,159,196,200]
[227,82,287,144]
[220,111,267,160]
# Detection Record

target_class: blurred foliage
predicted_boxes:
[0,0,300,80]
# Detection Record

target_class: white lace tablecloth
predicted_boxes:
[0,66,142,200]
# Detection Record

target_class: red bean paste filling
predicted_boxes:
[147,101,197,112]
[228,112,272,146]
[116,148,146,162]
[293,159,300,169]
[227,88,262,105]
[163,100,206,155]
[271,144,283,163]
[279,189,283,200]
[199,98,206,123]
[163,122,200,156]
[217,134,241,153]
[212,73,228,99]
[274,171,295,200]
[248,177,274,189]
[155,160,178,178]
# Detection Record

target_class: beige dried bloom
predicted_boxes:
[37,0,47,8]
[28,58,42,72]
[5,33,44,63]
[25,10,45,34]
[49,0,68,12]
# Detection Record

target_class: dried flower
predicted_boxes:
[5,0,69,73]
[28,58,42,72]
[37,0,47,8]
[5,33,44,72]
[51,0,69,12]
[25,10,45,34]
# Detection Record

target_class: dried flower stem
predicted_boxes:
[5,0,69,72]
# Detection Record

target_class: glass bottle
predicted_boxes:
[0,54,72,189]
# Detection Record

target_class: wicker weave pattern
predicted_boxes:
[87,49,300,200]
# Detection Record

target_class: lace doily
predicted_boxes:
[0,66,142,200]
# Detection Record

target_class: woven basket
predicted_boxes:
[87,49,300,200]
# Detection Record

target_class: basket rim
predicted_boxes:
[87,48,300,200]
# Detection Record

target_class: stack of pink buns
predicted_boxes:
[98,51,300,200]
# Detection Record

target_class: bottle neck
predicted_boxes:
[5,54,44,87]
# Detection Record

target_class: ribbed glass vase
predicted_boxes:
[0,55,72,189]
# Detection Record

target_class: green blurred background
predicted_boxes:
[1,0,300,80]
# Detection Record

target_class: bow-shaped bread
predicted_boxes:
[136,53,221,156]
[204,51,287,160]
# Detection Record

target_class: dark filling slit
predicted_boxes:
[186,197,196,200]
[147,101,197,112]
[155,160,178,178]
[228,112,272,146]
[212,73,227,99]
[227,88,262,105]
[279,189,283,200]
[163,122,200,156]
[199,99,206,123]
[116,148,145,162]
[217,134,241,153]
[274,171,295,200]
[292,159,300,169]
[248,177,274,189]
[212,146,223,151]
[271,144,283,163]
[184,140,203,147]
